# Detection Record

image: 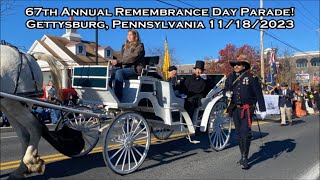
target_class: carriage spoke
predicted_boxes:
[132,127,146,139]
[210,126,217,139]
[128,148,131,170]
[121,125,128,138]
[86,122,100,129]
[215,131,220,148]
[221,129,227,139]
[131,119,142,136]
[129,117,136,136]
[219,131,223,148]
[126,117,130,135]
[130,149,138,166]
[132,135,148,141]
[132,146,143,157]
[122,149,128,171]
[134,143,146,148]
[109,146,125,159]
[114,147,126,167]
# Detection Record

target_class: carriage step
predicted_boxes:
[186,134,200,144]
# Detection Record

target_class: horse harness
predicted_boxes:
[1,40,41,97]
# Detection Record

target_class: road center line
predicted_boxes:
[0,135,18,139]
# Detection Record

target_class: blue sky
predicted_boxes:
[1,0,319,64]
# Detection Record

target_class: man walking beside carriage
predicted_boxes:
[224,55,267,169]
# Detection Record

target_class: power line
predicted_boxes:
[290,2,319,29]
[155,0,180,8]
[155,0,311,54]
[297,1,319,23]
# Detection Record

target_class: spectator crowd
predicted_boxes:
[265,83,320,121]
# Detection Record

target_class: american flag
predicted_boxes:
[266,48,277,91]
[269,49,277,74]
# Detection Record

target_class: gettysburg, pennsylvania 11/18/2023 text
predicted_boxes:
[209,19,294,29]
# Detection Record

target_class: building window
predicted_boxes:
[311,57,320,67]
[180,70,184,74]
[78,46,83,54]
[106,49,111,57]
[189,70,193,73]
[296,58,308,68]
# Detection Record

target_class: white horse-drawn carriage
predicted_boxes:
[0,43,231,178]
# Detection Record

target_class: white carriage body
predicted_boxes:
[71,65,195,133]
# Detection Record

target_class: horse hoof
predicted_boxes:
[27,159,45,175]
[37,159,46,175]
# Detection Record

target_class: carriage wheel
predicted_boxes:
[55,106,101,157]
[207,101,232,151]
[103,112,151,174]
[151,125,174,140]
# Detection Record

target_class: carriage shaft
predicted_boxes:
[0,92,111,119]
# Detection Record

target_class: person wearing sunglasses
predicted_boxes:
[224,55,267,169]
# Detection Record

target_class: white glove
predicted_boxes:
[260,111,267,120]
[225,91,233,98]
[200,74,207,80]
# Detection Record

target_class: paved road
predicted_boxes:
[0,114,319,179]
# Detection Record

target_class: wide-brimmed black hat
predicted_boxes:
[193,60,205,70]
[229,55,250,70]
[168,65,177,71]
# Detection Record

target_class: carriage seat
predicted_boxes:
[141,56,162,79]
[127,56,161,80]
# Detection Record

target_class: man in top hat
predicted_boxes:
[278,82,294,126]
[183,60,213,119]
[224,55,267,169]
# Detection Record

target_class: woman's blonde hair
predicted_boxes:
[124,29,141,50]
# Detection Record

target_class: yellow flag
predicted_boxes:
[163,38,171,80]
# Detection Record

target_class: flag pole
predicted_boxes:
[95,16,99,65]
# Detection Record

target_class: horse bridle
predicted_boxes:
[1,40,41,97]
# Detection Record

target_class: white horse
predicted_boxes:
[0,44,61,179]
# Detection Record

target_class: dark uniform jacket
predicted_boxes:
[225,71,266,112]
[278,89,294,107]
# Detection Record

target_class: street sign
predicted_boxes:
[296,73,309,82]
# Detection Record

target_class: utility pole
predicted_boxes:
[95,16,99,65]
[260,0,264,83]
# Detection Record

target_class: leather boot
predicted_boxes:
[239,138,251,169]
[237,139,244,164]
[114,80,123,101]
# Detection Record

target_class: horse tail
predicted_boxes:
[32,53,63,100]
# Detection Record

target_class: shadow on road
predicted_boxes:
[249,139,296,168]
[22,129,271,179]
[291,119,305,125]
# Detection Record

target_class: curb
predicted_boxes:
[0,124,57,133]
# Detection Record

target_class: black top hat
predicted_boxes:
[194,60,205,70]
[281,82,288,87]
[168,65,177,71]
